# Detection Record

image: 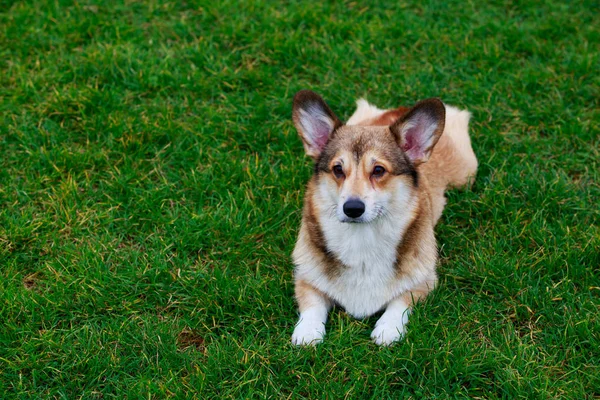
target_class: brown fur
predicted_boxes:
[316,125,418,182]
[356,101,475,224]
[297,120,438,285]
[302,187,345,278]
[295,279,332,312]
[394,198,426,274]
[291,91,476,344]
[358,107,410,126]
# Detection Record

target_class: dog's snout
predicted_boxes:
[343,199,365,218]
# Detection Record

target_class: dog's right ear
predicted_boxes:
[292,90,342,160]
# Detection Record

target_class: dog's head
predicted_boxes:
[292,90,445,223]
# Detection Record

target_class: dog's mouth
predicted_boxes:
[339,216,370,224]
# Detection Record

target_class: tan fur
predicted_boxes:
[295,279,332,312]
[420,106,477,223]
[356,107,410,126]
[295,122,440,302]
[400,279,437,306]
[352,103,477,224]
[300,187,344,279]
[291,92,476,345]
[393,186,437,277]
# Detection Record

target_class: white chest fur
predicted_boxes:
[295,200,421,319]
[321,215,412,318]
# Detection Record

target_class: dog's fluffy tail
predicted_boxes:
[346,99,386,126]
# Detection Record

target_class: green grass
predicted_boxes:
[0,0,598,398]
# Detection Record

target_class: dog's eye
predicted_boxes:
[332,165,345,178]
[372,166,386,178]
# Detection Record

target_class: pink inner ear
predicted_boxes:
[401,132,416,152]
[310,119,331,151]
[393,99,444,164]
[401,124,428,162]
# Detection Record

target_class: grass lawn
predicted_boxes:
[1,0,599,398]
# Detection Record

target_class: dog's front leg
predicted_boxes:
[371,280,435,345]
[370,297,410,346]
[291,280,332,346]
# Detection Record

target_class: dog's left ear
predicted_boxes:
[292,90,342,160]
[390,98,446,166]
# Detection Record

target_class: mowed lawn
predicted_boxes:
[1,0,598,398]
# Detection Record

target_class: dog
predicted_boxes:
[290,90,477,345]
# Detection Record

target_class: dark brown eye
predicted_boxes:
[372,166,386,178]
[332,165,345,178]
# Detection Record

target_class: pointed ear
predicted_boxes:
[292,90,342,159]
[390,98,446,165]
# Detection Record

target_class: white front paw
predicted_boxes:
[291,318,325,346]
[370,319,406,346]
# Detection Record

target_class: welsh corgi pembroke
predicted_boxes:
[290,90,477,346]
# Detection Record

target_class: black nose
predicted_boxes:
[343,199,365,218]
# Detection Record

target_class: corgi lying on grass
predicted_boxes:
[290,90,477,346]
